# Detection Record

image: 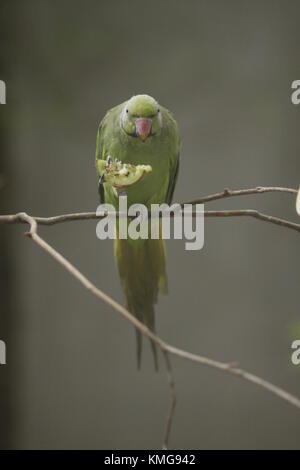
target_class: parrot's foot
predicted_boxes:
[98,173,105,203]
[99,173,105,185]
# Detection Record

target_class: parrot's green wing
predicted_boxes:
[95,102,125,166]
[95,108,118,203]
[165,153,180,204]
[95,115,106,203]
[95,106,117,163]
[162,106,180,205]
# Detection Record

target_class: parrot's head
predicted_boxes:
[121,94,162,142]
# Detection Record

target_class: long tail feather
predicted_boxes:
[114,236,167,369]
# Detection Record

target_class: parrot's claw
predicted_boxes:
[99,173,105,185]
[98,173,105,204]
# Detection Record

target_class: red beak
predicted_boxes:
[135,118,152,142]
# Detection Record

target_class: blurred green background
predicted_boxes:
[0,0,300,449]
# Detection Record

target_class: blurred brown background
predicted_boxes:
[0,0,300,449]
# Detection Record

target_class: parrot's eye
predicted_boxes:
[157,108,160,113]
[126,109,129,113]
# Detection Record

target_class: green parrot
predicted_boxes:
[95,94,180,368]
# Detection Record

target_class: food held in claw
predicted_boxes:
[96,158,152,189]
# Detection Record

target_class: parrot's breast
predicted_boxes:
[105,133,170,209]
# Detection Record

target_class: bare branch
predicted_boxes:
[1,186,299,234]
[5,212,300,413]
[1,209,300,234]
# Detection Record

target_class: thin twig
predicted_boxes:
[183,185,298,205]
[204,209,300,232]
[162,350,176,450]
